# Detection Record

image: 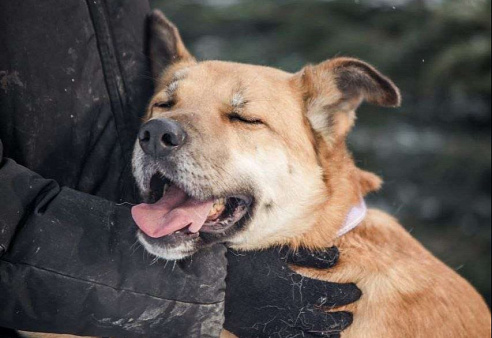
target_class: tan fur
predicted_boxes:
[141,13,491,337]
[296,210,492,338]
[17,332,97,338]
[19,330,235,338]
[220,330,238,338]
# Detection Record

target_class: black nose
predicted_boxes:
[138,118,187,157]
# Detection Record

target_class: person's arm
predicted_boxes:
[0,140,227,338]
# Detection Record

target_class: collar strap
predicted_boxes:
[337,199,367,238]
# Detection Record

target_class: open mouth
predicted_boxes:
[132,173,253,239]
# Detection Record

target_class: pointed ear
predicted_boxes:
[147,10,195,81]
[294,57,401,144]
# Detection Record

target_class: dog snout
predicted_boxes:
[138,118,187,157]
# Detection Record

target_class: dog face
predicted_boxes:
[131,10,400,260]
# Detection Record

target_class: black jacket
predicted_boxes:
[0,1,226,337]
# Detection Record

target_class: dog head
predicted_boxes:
[132,10,400,260]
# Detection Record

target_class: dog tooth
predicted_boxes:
[213,198,225,208]
[208,200,226,218]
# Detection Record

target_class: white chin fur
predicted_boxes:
[137,232,196,261]
[132,141,149,194]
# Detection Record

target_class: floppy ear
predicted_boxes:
[148,10,195,80]
[295,57,401,144]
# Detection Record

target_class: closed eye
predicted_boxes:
[228,113,263,125]
[154,100,175,109]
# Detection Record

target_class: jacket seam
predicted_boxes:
[0,258,224,307]
[84,0,134,178]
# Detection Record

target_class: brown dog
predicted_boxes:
[129,10,491,338]
[22,9,491,338]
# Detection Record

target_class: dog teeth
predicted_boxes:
[214,198,226,207]
[208,198,227,219]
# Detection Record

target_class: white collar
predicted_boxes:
[337,199,367,238]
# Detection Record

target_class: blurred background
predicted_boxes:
[152,0,491,305]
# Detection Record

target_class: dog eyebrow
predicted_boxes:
[167,80,179,96]
[231,93,245,107]
[166,69,188,96]
[231,91,249,110]
[173,68,188,81]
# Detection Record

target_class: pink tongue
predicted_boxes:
[131,185,214,238]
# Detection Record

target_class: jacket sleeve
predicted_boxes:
[0,140,227,338]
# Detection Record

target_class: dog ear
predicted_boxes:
[148,10,194,81]
[295,57,401,144]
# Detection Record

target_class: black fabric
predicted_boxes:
[0,152,227,337]
[0,1,227,337]
[0,326,21,338]
[282,247,340,270]
[224,247,362,338]
[0,0,149,203]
